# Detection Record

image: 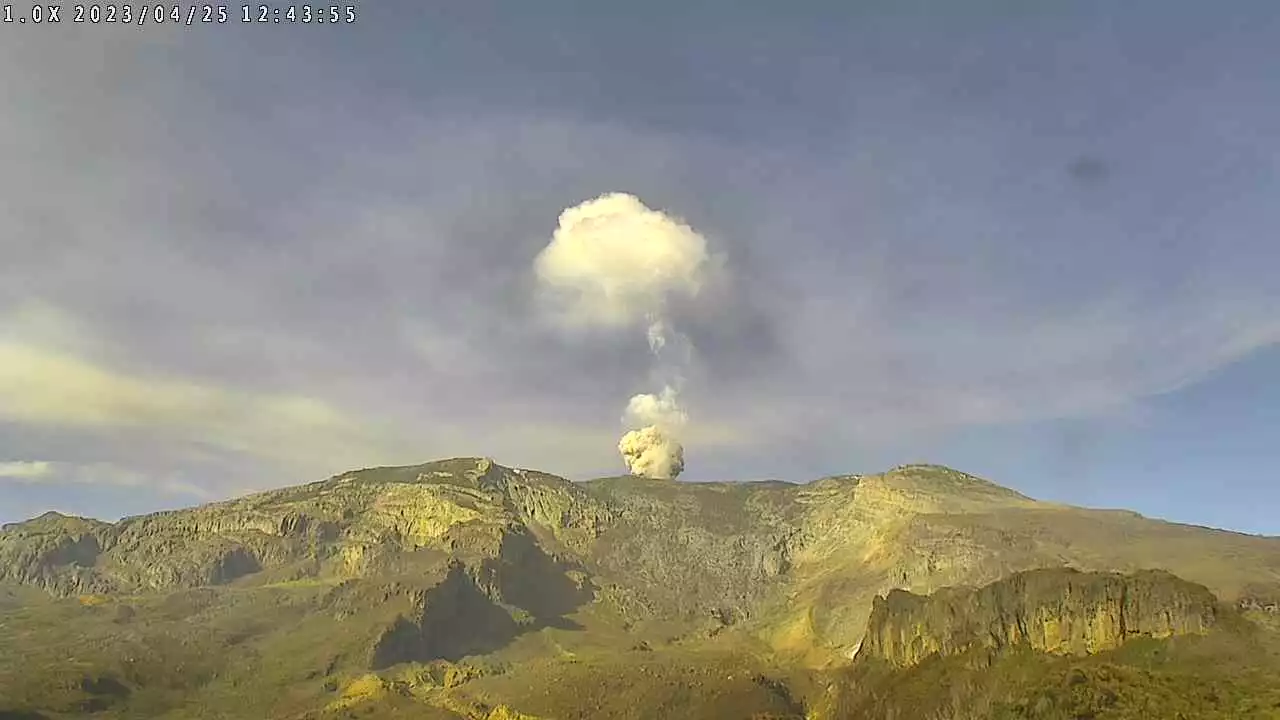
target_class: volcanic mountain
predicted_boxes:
[1,459,1278,719]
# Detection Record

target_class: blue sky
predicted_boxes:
[2,2,1278,534]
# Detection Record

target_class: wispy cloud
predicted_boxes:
[0,461,54,480]
[0,342,422,478]
[0,460,209,499]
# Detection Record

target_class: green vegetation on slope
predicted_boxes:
[830,623,1280,719]
[1,459,1278,718]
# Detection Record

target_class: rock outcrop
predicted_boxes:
[1,459,1277,663]
[0,458,612,598]
[857,567,1220,667]
[3,459,1280,720]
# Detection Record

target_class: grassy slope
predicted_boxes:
[7,579,1278,719]
[0,581,369,719]
[3,463,1280,718]
[0,577,804,720]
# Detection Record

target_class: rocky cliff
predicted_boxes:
[857,567,1220,667]
[1,458,1277,663]
[2,459,1280,719]
[0,458,610,597]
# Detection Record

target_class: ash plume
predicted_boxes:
[618,425,685,480]
[534,193,718,479]
[625,384,687,429]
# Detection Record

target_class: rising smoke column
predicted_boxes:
[618,384,687,478]
[618,425,684,479]
[533,193,714,479]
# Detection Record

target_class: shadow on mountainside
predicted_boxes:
[484,525,592,623]
[371,529,591,669]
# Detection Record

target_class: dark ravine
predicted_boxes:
[1,458,1279,719]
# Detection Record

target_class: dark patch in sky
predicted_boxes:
[1068,156,1110,184]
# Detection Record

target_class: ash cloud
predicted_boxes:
[624,384,687,429]
[618,426,684,480]
[534,193,720,479]
[533,193,712,332]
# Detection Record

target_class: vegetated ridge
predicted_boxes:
[1,458,1278,719]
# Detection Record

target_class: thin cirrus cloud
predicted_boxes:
[0,461,54,481]
[0,459,207,499]
[0,339,423,479]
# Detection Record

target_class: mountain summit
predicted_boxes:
[2,459,1278,718]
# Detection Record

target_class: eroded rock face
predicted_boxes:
[857,568,1219,667]
[1,459,1277,665]
[0,459,604,597]
[0,513,112,595]
[368,562,520,668]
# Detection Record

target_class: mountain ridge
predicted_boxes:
[2,457,1279,718]
[6,458,1267,539]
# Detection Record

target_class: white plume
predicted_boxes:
[533,193,710,330]
[533,193,718,480]
[618,425,685,479]
[624,385,687,430]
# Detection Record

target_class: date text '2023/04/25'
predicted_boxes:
[2,4,357,24]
